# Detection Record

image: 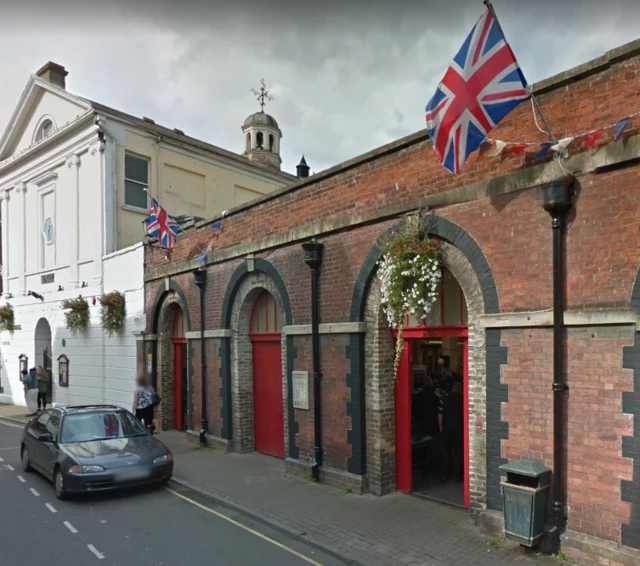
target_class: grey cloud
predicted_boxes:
[0,0,638,175]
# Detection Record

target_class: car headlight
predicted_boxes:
[153,453,173,464]
[70,465,106,474]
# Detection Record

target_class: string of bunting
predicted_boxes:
[483,110,638,159]
[196,210,227,263]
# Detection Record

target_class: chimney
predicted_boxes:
[36,62,68,90]
[296,155,310,179]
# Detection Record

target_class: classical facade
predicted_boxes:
[0,61,297,408]
[144,40,640,566]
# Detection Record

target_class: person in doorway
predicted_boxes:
[132,375,156,432]
[436,358,452,389]
[438,380,464,483]
[24,368,38,416]
[36,365,49,411]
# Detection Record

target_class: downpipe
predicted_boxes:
[302,239,324,481]
[542,176,574,551]
[194,268,208,445]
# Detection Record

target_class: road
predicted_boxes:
[0,420,343,566]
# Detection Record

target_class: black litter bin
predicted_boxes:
[499,460,551,547]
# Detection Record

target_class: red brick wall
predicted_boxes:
[501,327,635,545]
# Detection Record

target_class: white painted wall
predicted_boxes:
[0,243,144,408]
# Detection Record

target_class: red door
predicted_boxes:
[173,342,186,430]
[252,337,284,458]
[395,339,412,492]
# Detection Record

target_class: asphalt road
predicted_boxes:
[0,420,343,566]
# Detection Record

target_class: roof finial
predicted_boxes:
[251,78,274,112]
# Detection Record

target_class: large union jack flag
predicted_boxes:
[146,196,180,249]
[425,8,529,174]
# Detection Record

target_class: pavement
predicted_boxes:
[0,403,567,566]
[0,418,342,566]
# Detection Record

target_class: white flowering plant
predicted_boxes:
[377,217,441,377]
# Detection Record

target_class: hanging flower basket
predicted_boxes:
[377,215,441,378]
[0,304,15,332]
[62,295,90,332]
[99,291,126,337]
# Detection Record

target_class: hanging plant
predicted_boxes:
[62,295,90,332]
[377,214,441,378]
[99,291,126,337]
[0,304,15,332]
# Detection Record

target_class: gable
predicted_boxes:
[0,78,91,161]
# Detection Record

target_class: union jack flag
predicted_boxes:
[425,8,529,174]
[146,196,180,249]
[103,414,120,437]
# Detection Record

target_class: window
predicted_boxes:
[124,153,149,209]
[256,132,264,149]
[45,411,61,439]
[269,134,274,152]
[60,411,147,444]
[406,267,468,327]
[250,291,282,333]
[35,119,55,142]
[33,411,51,435]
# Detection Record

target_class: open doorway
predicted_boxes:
[34,318,53,404]
[171,310,188,431]
[395,268,470,508]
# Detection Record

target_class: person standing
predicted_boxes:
[36,365,49,412]
[132,375,156,431]
[24,368,38,416]
[438,380,464,483]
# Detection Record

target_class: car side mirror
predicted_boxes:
[37,432,54,443]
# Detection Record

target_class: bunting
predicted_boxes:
[483,109,637,160]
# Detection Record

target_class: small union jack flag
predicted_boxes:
[425,7,529,174]
[146,196,180,249]
[103,414,120,437]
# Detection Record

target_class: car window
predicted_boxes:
[60,411,148,443]
[45,411,60,438]
[32,411,51,435]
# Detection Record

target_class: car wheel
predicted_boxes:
[21,446,32,473]
[54,468,68,500]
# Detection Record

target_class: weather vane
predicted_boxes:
[251,78,274,111]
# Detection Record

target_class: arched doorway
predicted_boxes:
[172,309,188,431]
[395,266,470,508]
[34,318,53,403]
[250,290,284,458]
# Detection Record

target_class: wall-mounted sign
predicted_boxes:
[41,273,55,284]
[58,354,69,387]
[292,371,309,410]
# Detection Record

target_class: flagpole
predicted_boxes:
[143,189,208,258]
[483,0,558,144]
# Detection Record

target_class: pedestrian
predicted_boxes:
[132,375,156,432]
[438,380,464,483]
[24,368,38,416]
[36,365,49,411]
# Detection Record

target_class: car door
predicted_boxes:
[40,410,61,480]
[26,411,52,474]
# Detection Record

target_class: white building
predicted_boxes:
[0,62,296,409]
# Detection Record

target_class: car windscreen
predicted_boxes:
[60,411,148,443]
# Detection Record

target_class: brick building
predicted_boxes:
[143,39,640,565]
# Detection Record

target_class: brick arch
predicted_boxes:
[350,215,499,322]
[227,270,291,456]
[351,216,502,515]
[149,281,193,432]
[149,280,192,335]
[221,259,293,329]
[631,264,640,313]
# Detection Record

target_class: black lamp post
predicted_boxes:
[302,239,324,481]
[194,268,208,445]
[542,175,575,550]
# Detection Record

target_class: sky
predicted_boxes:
[0,0,638,175]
